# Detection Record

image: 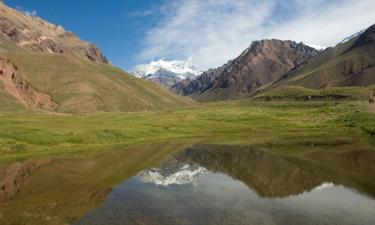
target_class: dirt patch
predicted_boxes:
[369,104,375,113]
[0,56,57,111]
[0,158,53,202]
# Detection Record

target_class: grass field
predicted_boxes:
[255,86,372,101]
[0,99,374,162]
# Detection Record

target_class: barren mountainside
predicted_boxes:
[0,56,57,111]
[0,3,193,113]
[172,40,318,101]
[0,3,108,63]
[269,24,375,90]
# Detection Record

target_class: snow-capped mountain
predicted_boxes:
[305,43,326,51]
[132,59,202,89]
[138,163,207,187]
[339,29,366,45]
[312,182,335,191]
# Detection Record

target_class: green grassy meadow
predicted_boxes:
[0,99,374,162]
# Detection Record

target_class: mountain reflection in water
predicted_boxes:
[75,144,375,225]
[138,163,207,187]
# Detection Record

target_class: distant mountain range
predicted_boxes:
[170,24,375,101]
[132,59,202,89]
[172,40,318,101]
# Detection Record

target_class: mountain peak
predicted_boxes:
[0,3,108,63]
[132,59,202,89]
[237,39,318,59]
[270,23,375,90]
[133,59,202,78]
[173,40,318,101]
[350,24,375,49]
[339,29,366,45]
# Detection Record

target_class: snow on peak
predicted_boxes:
[138,164,207,187]
[305,44,327,51]
[312,182,335,191]
[339,29,366,45]
[132,59,202,79]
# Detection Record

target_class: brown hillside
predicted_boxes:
[173,40,317,102]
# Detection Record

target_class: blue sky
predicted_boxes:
[5,0,166,70]
[5,0,375,71]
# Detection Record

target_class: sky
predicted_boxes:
[5,0,375,71]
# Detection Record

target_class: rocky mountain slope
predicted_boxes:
[0,2,107,63]
[132,59,202,89]
[0,3,193,113]
[269,24,375,89]
[172,40,318,101]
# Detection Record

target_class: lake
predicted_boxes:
[1,143,375,225]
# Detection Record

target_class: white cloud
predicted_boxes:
[137,0,375,70]
[271,0,375,49]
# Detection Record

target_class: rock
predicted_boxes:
[0,3,108,63]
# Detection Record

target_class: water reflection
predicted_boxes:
[0,142,191,225]
[75,145,375,225]
[139,163,207,186]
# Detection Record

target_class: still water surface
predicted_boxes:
[75,145,375,225]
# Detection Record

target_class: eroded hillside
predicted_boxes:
[0,3,193,113]
[0,3,108,63]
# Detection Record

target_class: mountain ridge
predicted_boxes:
[268,24,375,90]
[172,39,318,101]
[0,3,108,63]
[132,59,202,89]
[172,24,375,101]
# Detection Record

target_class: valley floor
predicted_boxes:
[0,99,375,225]
[0,100,374,162]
